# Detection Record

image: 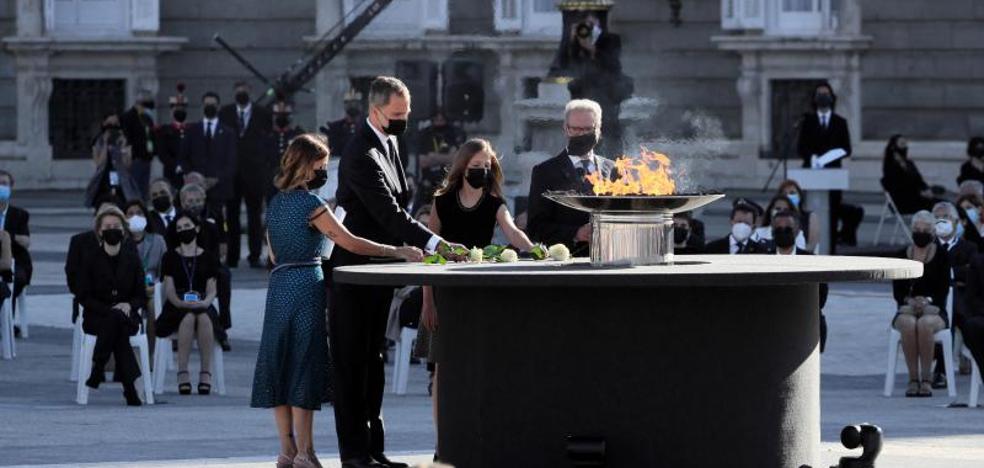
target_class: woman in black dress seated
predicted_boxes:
[155,212,223,395]
[79,206,147,406]
[882,134,944,215]
[891,210,950,397]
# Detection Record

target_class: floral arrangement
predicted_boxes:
[423,243,571,264]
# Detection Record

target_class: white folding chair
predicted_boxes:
[69,316,83,381]
[152,334,226,395]
[391,326,417,395]
[872,188,913,246]
[0,286,15,360]
[883,288,956,397]
[962,346,981,408]
[74,317,155,405]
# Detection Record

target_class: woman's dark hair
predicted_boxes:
[776,179,807,208]
[434,138,504,199]
[883,134,905,162]
[174,210,202,229]
[761,195,800,227]
[730,202,758,223]
[123,199,148,218]
[957,194,983,211]
[968,136,984,157]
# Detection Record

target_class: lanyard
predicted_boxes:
[180,254,197,292]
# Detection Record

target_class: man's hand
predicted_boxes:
[575,223,592,243]
[437,241,468,261]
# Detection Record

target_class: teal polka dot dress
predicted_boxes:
[251,190,332,410]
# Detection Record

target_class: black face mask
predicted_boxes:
[173,109,187,123]
[912,231,933,248]
[973,145,984,159]
[235,92,250,106]
[203,104,218,119]
[142,100,155,110]
[465,168,490,189]
[152,195,172,213]
[102,228,124,246]
[275,114,291,128]
[382,117,408,136]
[896,146,908,158]
[177,228,197,245]
[567,133,599,156]
[345,106,361,118]
[815,93,834,109]
[673,227,690,245]
[308,169,328,190]
[773,226,797,249]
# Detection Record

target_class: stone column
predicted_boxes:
[15,51,53,177]
[16,0,43,37]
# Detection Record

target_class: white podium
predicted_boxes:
[787,168,850,255]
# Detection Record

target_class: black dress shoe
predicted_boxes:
[371,453,409,468]
[220,338,232,352]
[85,366,105,389]
[341,459,384,468]
[931,372,948,389]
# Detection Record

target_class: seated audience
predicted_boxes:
[0,170,32,335]
[768,210,829,351]
[956,136,984,186]
[960,254,984,389]
[673,211,705,253]
[147,178,178,235]
[891,210,950,397]
[78,206,147,406]
[66,200,137,323]
[775,179,821,252]
[705,201,767,254]
[929,201,977,388]
[883,134,945,215]
[124,200,167,351]
[155,213,224,395]
[0,229,13,312]
[956,194,984,250]
[756,195,808,251]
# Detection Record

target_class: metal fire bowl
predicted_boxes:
[543,192,726,214]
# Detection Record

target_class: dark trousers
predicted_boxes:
[959,315,984,387]
[820,312,828,353]
[86,313,141,385]
[829,190,864,252]
[217,265,232,330]
[226,178,266,266]
[329,280,393,461]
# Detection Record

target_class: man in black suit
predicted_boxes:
[527,99,617,257]
[147,178,177,236]
[768,210,829,351]
[219,81,272,268]
[119,89,158,198]
[797,82,864,250]
[0,171,32,329]
[157,83,189,189]
[328,76,462,468]
[265,100,303,202]
[179,91,237,223]
[930,202,978,387]
[705,202,768,254]
[323,89,363,161]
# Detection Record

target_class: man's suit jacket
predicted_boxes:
[704,235,768,255]
[797,112,852,168]
[219,103,272,187]
[3,205,32,283]
[156,123,186,184]
[526,150,617,256]
[330,123,434,269]
[120,107,155,162]
[179,120,237,202]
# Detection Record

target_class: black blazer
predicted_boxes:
[945,239,978,289]
[965,254,984,319]
[77,247,146,335]
[330,123,435,268]
[797,112,852,168]
[526,150,617,256]
[156,123,186,181]
[120,107,156,162]
[892,246,951,323]
[179,120,237,202]
[219,103,272,186]
[3,205,32,283]
[882,157,929,214]
[704,235,768,255]
[65,231,138,297]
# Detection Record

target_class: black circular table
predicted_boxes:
[334,255,921,468]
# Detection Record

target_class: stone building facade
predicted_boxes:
[1,0,982,194]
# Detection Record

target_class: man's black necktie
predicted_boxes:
[575,159,594,193]
[238,110,245,137]
[386,138,408,193]
[205,122,213,158]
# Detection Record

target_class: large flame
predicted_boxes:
[586,147,676,196]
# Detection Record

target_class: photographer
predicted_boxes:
[85,113,142,209]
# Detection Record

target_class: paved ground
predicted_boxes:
[1,189,982,467]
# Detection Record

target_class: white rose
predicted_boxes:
[548,243,571,261]
[468,247,484,263]
[498,248,519,263]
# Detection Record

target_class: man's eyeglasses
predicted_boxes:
[565,125,597,133]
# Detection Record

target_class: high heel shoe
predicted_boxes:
[292,452,323,468]
[276,454,294,468]
[198,371,212,395]
[177,371,191,395]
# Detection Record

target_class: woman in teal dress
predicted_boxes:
[251,133,423,468]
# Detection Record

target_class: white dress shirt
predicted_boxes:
[202,118,218,138]
[568,151,598,173]
[237,103,252,130]
[817,110,832,129]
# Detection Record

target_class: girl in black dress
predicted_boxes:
[418,138,535,459]
[155,213,223,395]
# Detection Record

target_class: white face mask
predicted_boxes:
[934,219,954,239]
[731,222,753,243]
[128,215,147,233]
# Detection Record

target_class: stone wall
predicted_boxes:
[157,0,317,129]
[0,1,17,140]
[861,1,984,141]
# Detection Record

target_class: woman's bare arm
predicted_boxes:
[310,205,394,257]
[496,205,535,251]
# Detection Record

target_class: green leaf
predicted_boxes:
[482,244,505,259]
[529,244,548,260]
[423,253,447,265]
[452,246,469,256]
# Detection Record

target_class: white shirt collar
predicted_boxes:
[238,102,252,114]
[818,110,831,120]
[568,151,597,169]
[367,117,396,156]
[203,118,218,130]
